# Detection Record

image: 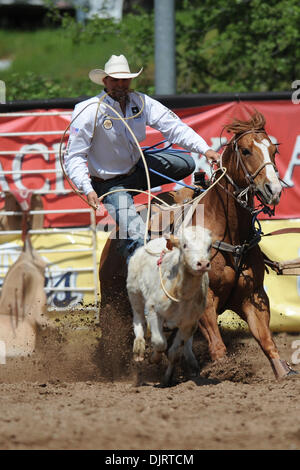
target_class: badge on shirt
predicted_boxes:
[103,118,113,130]
[131,106,139,115]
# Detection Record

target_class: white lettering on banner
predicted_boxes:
[210,136,228,151]
[283,135,300,187]
[13,144,50,191]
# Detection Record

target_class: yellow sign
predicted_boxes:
[218,219,300,332]
[0,231,110,311]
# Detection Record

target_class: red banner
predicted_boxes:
[0,100,299,227]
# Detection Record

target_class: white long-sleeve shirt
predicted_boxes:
[64,91,212,195]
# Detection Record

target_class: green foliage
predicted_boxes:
[4,72,91,100]
[1,1,299,100]
[1,5,154,101]
[57,6,155,92]
[176,0,300,93]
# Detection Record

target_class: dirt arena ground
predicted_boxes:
[0,310,299,451]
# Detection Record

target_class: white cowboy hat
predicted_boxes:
[89,54,143,85]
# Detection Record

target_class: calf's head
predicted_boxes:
[166,226,212,276]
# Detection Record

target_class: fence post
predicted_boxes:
[0,81,6,104]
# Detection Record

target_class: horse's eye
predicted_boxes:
[241,148,251,156]
[183,244,187,249]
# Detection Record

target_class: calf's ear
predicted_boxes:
[165,235,180,250]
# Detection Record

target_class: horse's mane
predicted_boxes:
[225,111,266,136]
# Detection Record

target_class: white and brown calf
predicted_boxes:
[126,225,212,385]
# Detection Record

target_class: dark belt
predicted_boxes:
[91,165,136,184]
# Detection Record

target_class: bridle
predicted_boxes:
[210,128,280,273]
[233,129,278,185]
[217,129,279,213]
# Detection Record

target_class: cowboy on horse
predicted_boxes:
[64,55,298,382]
[64,54,220,261]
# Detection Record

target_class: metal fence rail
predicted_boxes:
[0,109,100,312]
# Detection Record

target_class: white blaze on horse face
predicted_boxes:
[253,138,282,205]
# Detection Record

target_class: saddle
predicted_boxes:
[136,186,197,237]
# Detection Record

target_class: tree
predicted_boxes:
[176,0,300,92]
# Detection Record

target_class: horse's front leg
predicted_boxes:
[198,290,227,361]
[236,288,297,379]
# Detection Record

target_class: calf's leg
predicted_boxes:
[146,306,167,364]
[129,293,146,362]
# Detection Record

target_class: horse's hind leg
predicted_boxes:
[198,292,227,361]
[236,289,297,379]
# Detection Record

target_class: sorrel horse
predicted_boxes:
[98,111,297,380]
[191,111,297,379]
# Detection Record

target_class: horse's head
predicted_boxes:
[224,112,282,206]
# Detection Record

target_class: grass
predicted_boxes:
[0,24,151,100]
[0,28,123,77]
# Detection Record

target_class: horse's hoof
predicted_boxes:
[287,369,299,377]
[272,359,299,380]
[160,378,172,388]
